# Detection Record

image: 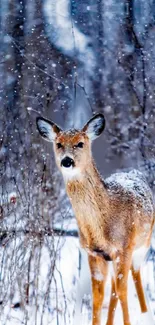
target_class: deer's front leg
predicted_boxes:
[106,276,118,325]
[88,254,108,325]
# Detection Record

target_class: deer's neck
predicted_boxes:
[65,161,109,223]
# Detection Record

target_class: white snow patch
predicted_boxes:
[115,256,120,263]
[137,311,155,325]
[109,261,115,277]
[132,246,148,271]
[0,191,17,205]
[93,270,104,281]
[117,273,123,280]
[105,169,154,216]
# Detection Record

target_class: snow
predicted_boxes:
[43,0,95,76]
[0,236,154,325]
[0,175,154,325]
[105,169,154,215]
[1,0,155,324]
[0,236,79,325]
[132,246,148,271]
[0,191,17,205]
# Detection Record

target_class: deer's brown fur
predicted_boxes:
[36,113,154,325]
[66,161,153,257]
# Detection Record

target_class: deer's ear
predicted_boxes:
[82,113,105,140]
[36,117,61,142]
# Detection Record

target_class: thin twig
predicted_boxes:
[0,228,79,245]
[77,83,94,114]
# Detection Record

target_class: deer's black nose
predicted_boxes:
[61,156,74,168]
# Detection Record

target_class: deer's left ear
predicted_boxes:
[36,117,61,142]
[82,113,105,140]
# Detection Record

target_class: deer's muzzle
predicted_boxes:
[61,156,75,168]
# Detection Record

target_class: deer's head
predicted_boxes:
[36,114,105,180]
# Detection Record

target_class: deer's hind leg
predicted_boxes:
[131,242,151,313]
[88,254,108,325]
[131,225,154,314]
[131,265,147,313]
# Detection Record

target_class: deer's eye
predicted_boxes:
[57,143,63,149]
[77,142,84,148]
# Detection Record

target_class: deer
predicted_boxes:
[36,113,154,325]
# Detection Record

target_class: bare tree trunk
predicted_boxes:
[8,0,25,113]
[90,0,105,112]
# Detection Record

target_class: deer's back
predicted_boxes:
[105,169,153,214]
[104,169,154,249]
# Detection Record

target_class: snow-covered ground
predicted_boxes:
[0,233,154,325]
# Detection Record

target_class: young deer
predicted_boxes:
[36,113,154,325]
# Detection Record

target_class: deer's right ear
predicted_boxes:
[82,113,105,140]
[36,117,61,142]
